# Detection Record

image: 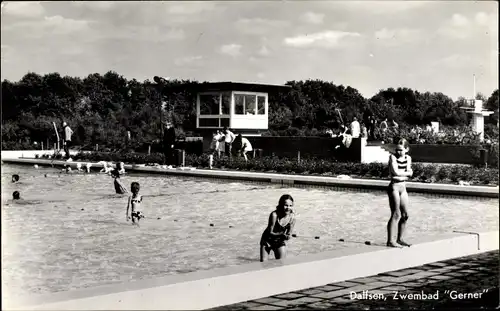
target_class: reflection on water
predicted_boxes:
[1,164,498,298]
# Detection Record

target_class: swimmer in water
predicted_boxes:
[260,194,296,262]
[4,191,40,205]
[126,182,144,225]
[12,174,19,183]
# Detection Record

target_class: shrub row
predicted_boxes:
[65,151,499,186]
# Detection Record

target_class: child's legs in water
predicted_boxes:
[397,189,411,246]
[387,183,403,247]
[274,246,287,260]
[260,245,271,262]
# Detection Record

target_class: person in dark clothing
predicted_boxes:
[62,121,73,160]
[163,121,176,166]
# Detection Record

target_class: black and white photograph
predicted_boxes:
[1,1,498,310]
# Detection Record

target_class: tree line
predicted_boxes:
[1,71,498,150]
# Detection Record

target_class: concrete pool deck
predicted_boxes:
[6,231,499,310]
[212,250,499,310]
[2,157,498,198]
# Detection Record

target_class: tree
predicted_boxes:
[485,89,499,125]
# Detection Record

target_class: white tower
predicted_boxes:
[461,74,493,141]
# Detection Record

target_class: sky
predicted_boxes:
[1,1,498,100]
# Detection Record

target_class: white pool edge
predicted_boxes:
[6,231,498,310]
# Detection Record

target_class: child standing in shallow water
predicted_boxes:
[387,138,413,248]
[126,182,144,224]
[260,194,296,262]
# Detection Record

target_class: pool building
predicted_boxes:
[194,82,291,136]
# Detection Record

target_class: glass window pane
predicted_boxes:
[221,93,231,115]
[199,118,219,127]
[244,95,256,115]
[234,94,244,115]
[257,96,266,115]
[220,118,230,128]
[199,94,220,115]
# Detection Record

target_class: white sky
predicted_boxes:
[1,1,498,100]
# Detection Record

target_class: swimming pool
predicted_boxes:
[2,164,498,300]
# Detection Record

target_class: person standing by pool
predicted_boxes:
[163,121,176,167]
[222,126,235,158]
[387,138,413,248]
[62,121,74,160]
[126,182,144,225]
[350,117,360,138]
[260,194,296,262]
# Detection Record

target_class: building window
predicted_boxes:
[199,118,219,127]
[257,96,266,115]
[245,95,256,115]
[234,94,244,115]
[220,118,230,127]
[199,94,220,115]
[221,93,231,115]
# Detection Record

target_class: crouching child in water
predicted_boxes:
[260,194,296,262]
[126,182,145,225]
[387,138,413,248]
[111,162,128,194]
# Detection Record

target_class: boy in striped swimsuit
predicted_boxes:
[387,138,413,248]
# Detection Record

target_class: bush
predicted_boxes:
[71,151,499,186]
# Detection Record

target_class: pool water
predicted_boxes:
[2,164,498,300]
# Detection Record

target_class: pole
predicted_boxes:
[473,74,476,100]
[53,122,60,151]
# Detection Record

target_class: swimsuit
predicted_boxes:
[131,195,144,219]
[260,211,294,252]
[131,211,144,219]
[388,155,408,193]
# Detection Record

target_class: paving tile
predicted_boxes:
[230,302,264,309]
[366,288,397,296]
[399,281,427,288]
[349,276,379,284]
[445,271,468,277]
[374,276,408,283]
[379,268,423,277]
[305,301,337,309]
[331,297,355,304]
[315,284,344,291]
[272,292,305,300]
[296,288,325,295]
[252,297,283,305]
[333,281,363,287]
[249,305,284,310]
[429,275,455,281]
[424,262,450,269]
[267,296,323,307]
[428,267,458,274]
[311,288,354,299]
[380,285,410,291]
[446,278,466,284]
[404,270,441,279]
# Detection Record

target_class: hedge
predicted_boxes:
[60,151,499,187]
